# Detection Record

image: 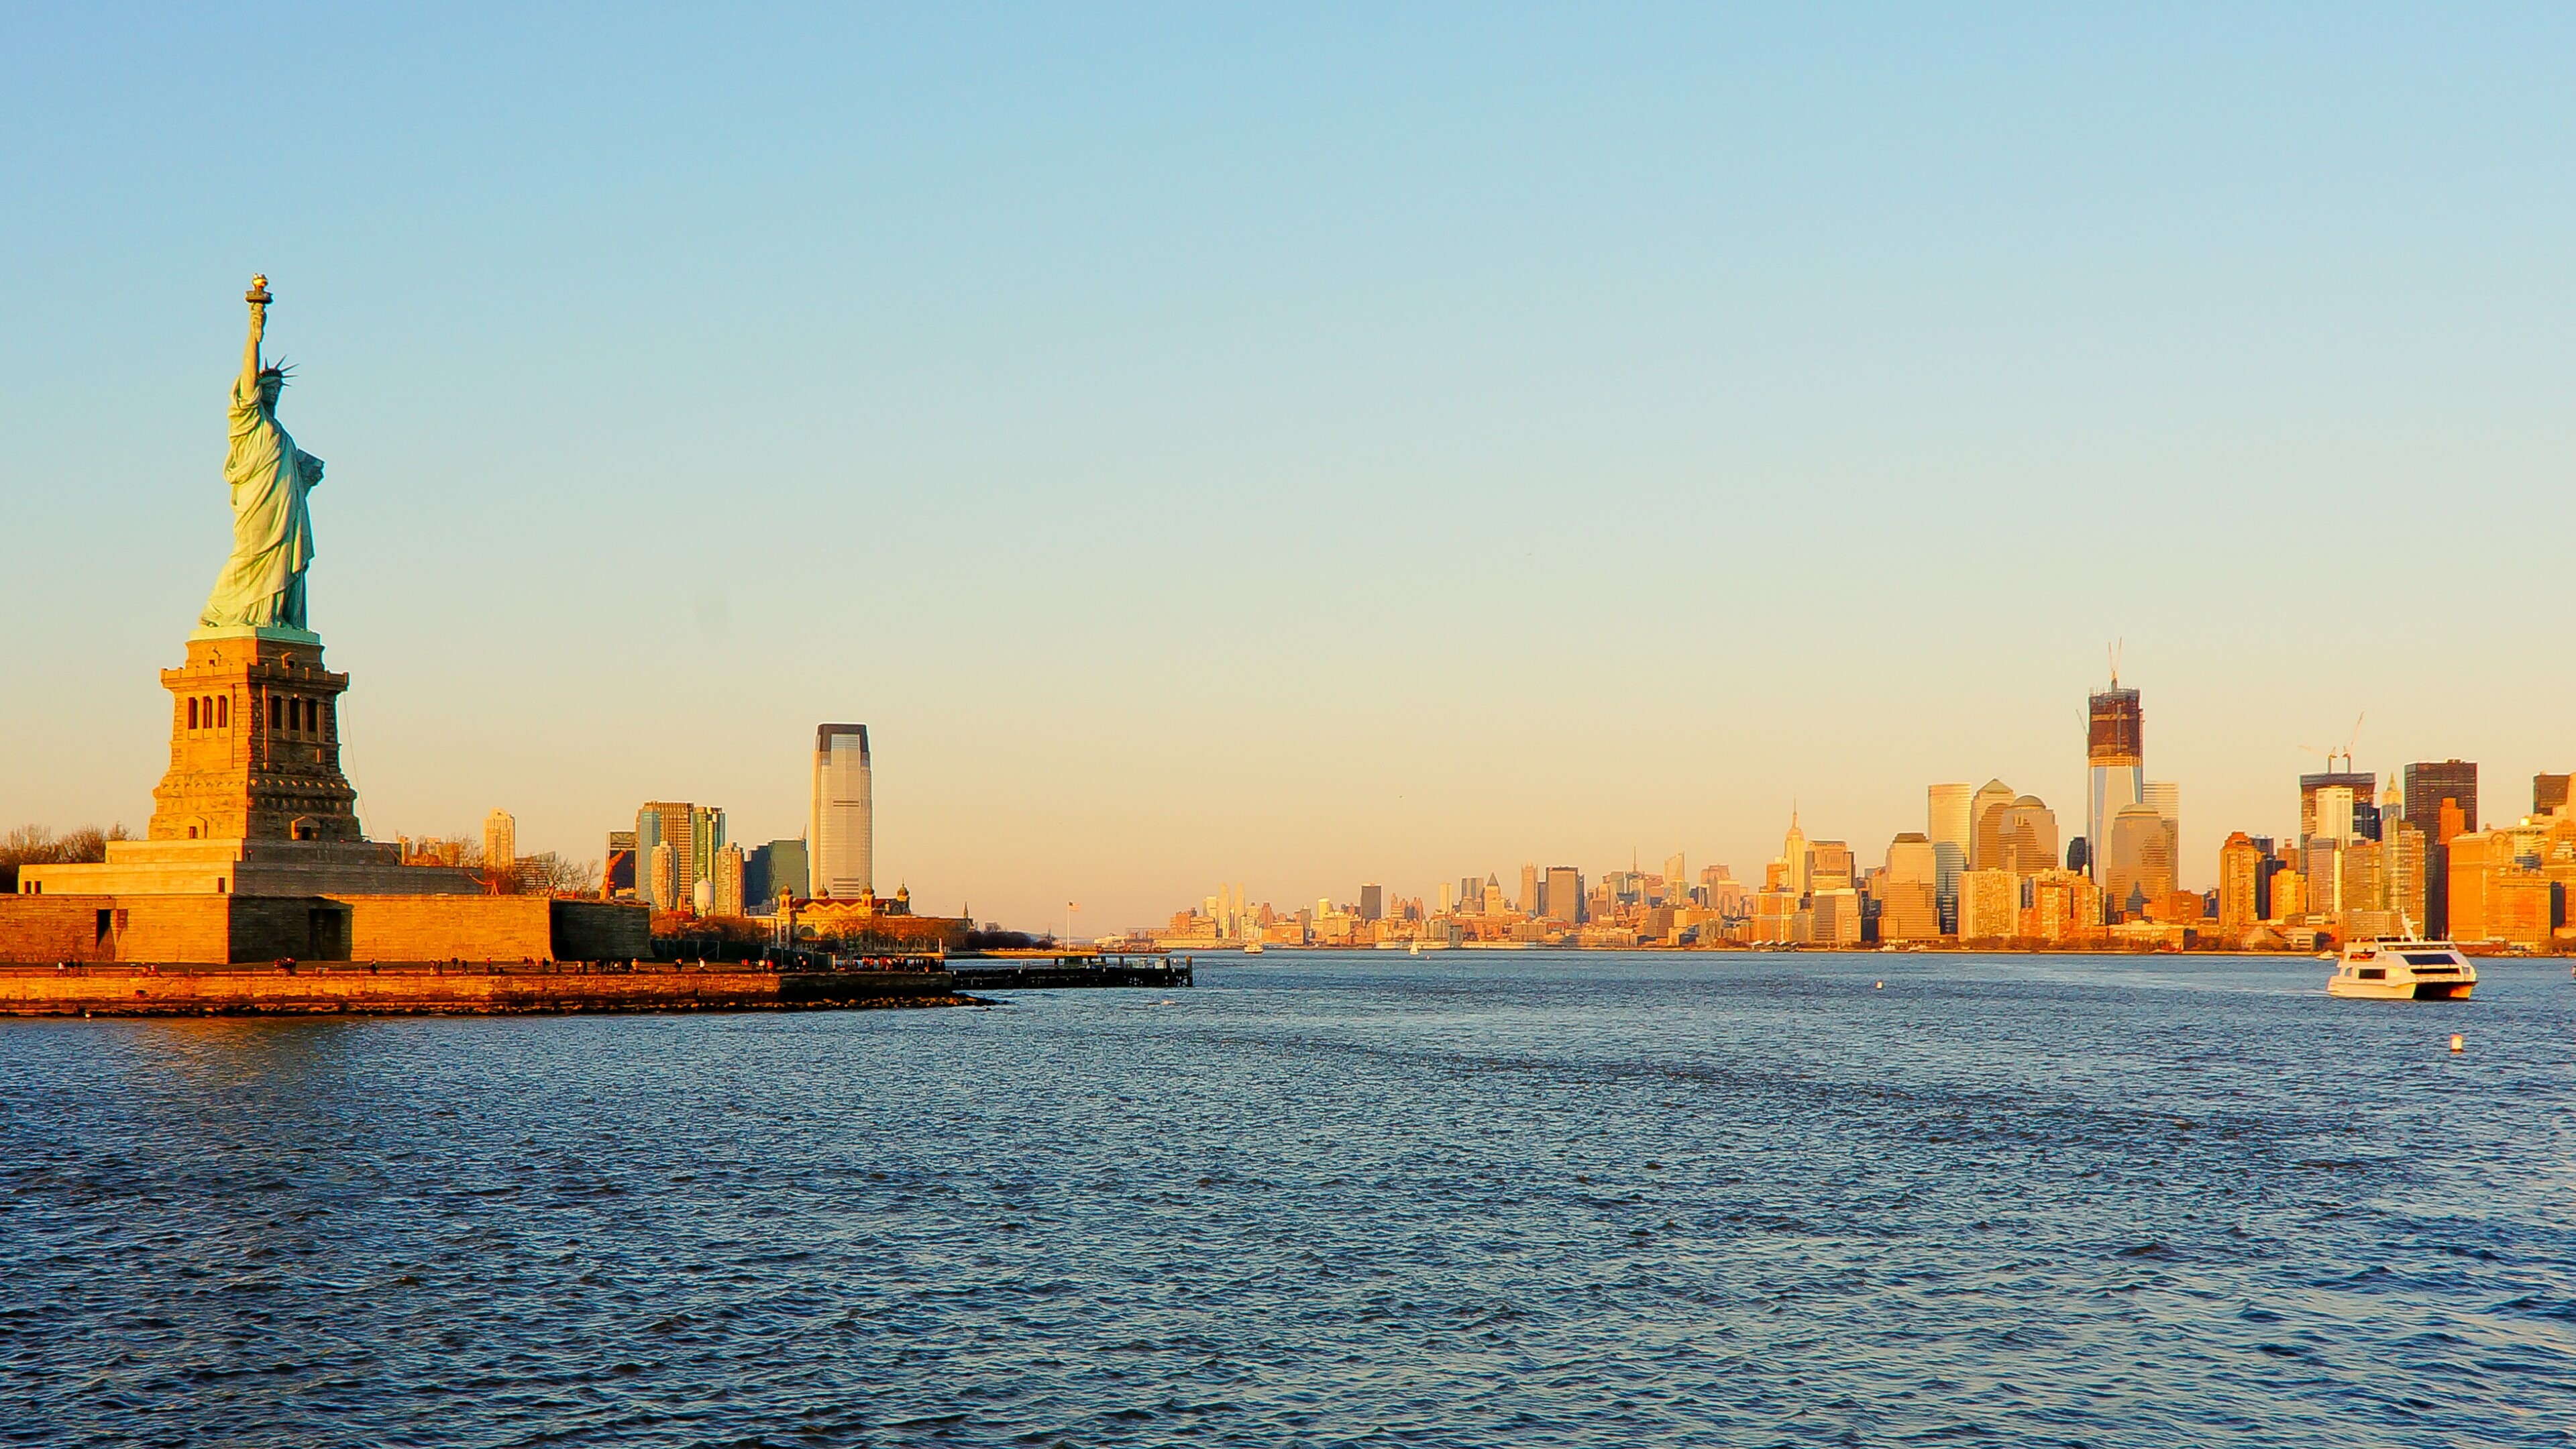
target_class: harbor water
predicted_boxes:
[3,952,2571,1446]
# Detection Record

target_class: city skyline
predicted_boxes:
[425,663,2571,936]
[1146,745,2571,951]
[5,9,2574,930]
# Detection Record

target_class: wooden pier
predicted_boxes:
[948,949,1195,991]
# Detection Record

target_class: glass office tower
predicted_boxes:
[810,724,873,900]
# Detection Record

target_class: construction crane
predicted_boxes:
[2298,712,2366,774]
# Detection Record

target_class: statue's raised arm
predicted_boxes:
[239,274,269,398]
[197,276,323,637]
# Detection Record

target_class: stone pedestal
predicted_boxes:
[150,627,362,844]
[5,623,650,965]
[18,628,482,901]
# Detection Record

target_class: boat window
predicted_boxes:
[2401,953,2459,966]
[2358,967,2385,980]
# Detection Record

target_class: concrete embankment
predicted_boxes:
[0,963,969,1016]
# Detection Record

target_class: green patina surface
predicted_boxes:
[199,285,325,634]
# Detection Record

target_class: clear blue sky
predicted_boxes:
[5,5,2571,928]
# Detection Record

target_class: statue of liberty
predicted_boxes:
[199,276,324,633]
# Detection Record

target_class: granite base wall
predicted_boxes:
[342,896,553,962]
[0,896,236,965]
[0,898,117,963]
[1,894,650,966]
[548,900,651,961]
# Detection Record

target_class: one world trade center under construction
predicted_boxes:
[2087,678,2144,888]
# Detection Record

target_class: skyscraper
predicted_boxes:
[1956,869,2018,941]
[2404,759,2476,936]
[2298,771,2373,845]
[2086,679,2144,888]
[2385,817,2427,935]
[2312,786,2359,845]
[713,843,745,917]
[1880,833,1941,942]
[2216,832,2261,938]
[1926,783,1972,932]
[2446,830,2505,942]
[747,839,808,912]
[2339,839,2385,925]
[1968,780,2017,871]
[1544,866,1582,924]
[2535,773,2570,818]
[1993,797,2059,876]
[2318,824,2359,912]
[1359,883,1384,922]
[636,801,694,909]
[2143,781,2180,883]
[1809,888,1863,945]
[690,806,725,893]
[1809,840,1855,892]
[483,809,515,875]
[2104,802,2174,920]
[2269,865,2306,922]
[811,724,872,899]
[2404,760,2478,837]
[649,841,678,915]
[1780,812,1812,898]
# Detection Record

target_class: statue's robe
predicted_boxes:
[199,373,323,631]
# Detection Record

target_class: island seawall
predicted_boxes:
[0,961,969,1016]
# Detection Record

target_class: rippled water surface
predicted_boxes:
[5,953,2574,1446]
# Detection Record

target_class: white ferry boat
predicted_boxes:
[2328,938,2475,1000]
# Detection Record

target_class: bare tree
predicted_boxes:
[515,852,600,896]
[0,823,133,890]
[394,835,481,869]
[52,824,130,863]
[0,826,53,892]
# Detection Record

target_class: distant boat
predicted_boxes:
[2329,936,2475,1000]
[1409,941,1421,956]
[1242,942,1265,955]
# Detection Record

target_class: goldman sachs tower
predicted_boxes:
[2086,676,2144,887]
[810,724,873,899]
